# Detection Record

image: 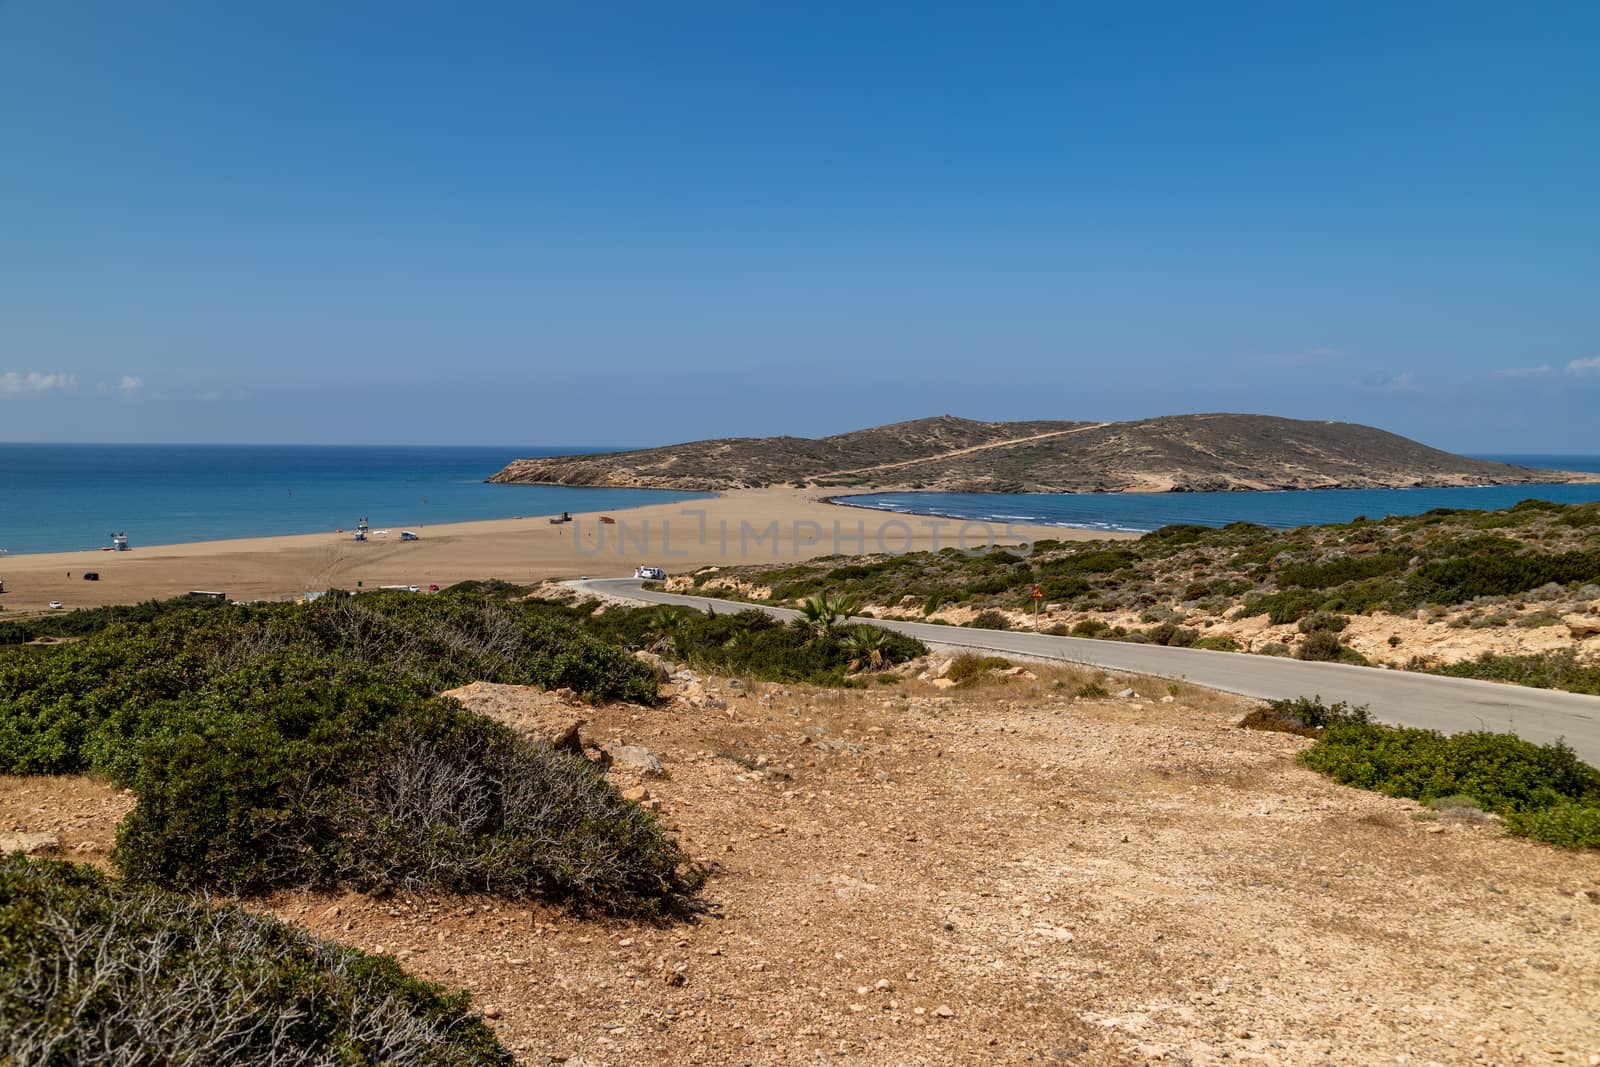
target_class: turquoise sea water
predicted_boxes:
[838,455,1600,534]
[0,444,711,555]
[5,447,1598,557]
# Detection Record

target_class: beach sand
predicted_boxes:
[0,489,1130,612]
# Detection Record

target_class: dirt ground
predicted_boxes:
[4,663,1598,1066]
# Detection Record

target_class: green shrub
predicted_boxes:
[1248,589,1327,625]
[0,855,511,1065]
[1417,648,1600,696]
[1298,611,1350,635]
[1296,631,1346,662]
[110,689,696,911]
[1276,554,1407,589]
[1146,622,1199,647]
[1070,619,1112,638]
[946,654,1013,684]
[1192,634,1241,652]
[1258,641,1291,657]
[1300,719,1600,848]
[1075,682,1109,699]
[1238,696,1370,736]
[1406,549,1600,605]
[1504,801,1600,848]
[0,593,708,913]
[968,610,1011,631]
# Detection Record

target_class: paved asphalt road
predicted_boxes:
[578,578,1600,764]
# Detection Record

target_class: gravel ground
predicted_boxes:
[5,662,1598,1066]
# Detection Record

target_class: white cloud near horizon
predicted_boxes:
[118,375,144,394]
[1495,364,1552,377]
[1568,356,1600,373]
[0,371,77,398]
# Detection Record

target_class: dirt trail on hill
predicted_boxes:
[815,422,1113,481]
[6,666,1598,1066]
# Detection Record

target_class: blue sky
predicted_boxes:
[3,1,1597,451]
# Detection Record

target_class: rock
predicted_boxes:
[929,678,958,690]
[930,657,955,680]
[1160,695,1175,704]
[621,785,651,803]
[995,666,1037,679]
[608,744,665,776]
[933,1005,954,1018]
[1565,614,1600,639]
[726,678,746,690]
[481,1005,503,1019]
[1114,688,1136,699]
[632,650,672,683]
[442,682,587,754]
[0,832,59,856]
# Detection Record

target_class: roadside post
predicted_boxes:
[1031,584,1043,631]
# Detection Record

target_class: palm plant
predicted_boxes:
[796,591,860,640]
[840,626,894,672]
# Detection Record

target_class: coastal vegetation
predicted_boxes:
[674,499,1600,693]
[1243,697,1600,850]
[0,583,925,911]
[0,589,690,913]
[0,855,512,1064]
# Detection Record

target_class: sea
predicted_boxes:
[3,446,1599,556]
[837,455,1600,535]
[0,444,711,556]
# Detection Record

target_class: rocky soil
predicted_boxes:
[4,661,1599,1066]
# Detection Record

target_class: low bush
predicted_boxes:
[1504,801,1600,849]
[0,591,702,914]
[1416,648,1600,696]
[0,855,511,1065]
[1296,631,1346,662]
[1276,553,1407,590]
[1192,634,1241,652]
[1238,696,1370,737]
[1248,589,1327,625]
[968,610,1011,631]
[946,654,1012,684]
[1070,619,1112,638]
[1298,611,1350,635]
[1146,622,1199,647]
[1406,549,1600,605]
[1299,716,1600,848]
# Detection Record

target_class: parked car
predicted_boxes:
[82,572,99,581]
[48,600,63,609]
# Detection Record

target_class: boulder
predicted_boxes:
[994,666,1037,680]
[1566,614,1600,639]
[441,681,587,754]
[929,678,958,690]
[1,832,59,856]
[633,650,672,684]
[607,744,665,776]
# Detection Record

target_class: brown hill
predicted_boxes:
[488,413,1595,493]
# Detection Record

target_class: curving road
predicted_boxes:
[577,578,1600,764]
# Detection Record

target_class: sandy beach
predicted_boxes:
[0,489,1128,613]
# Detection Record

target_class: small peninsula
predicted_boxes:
[488,413,1598,494]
